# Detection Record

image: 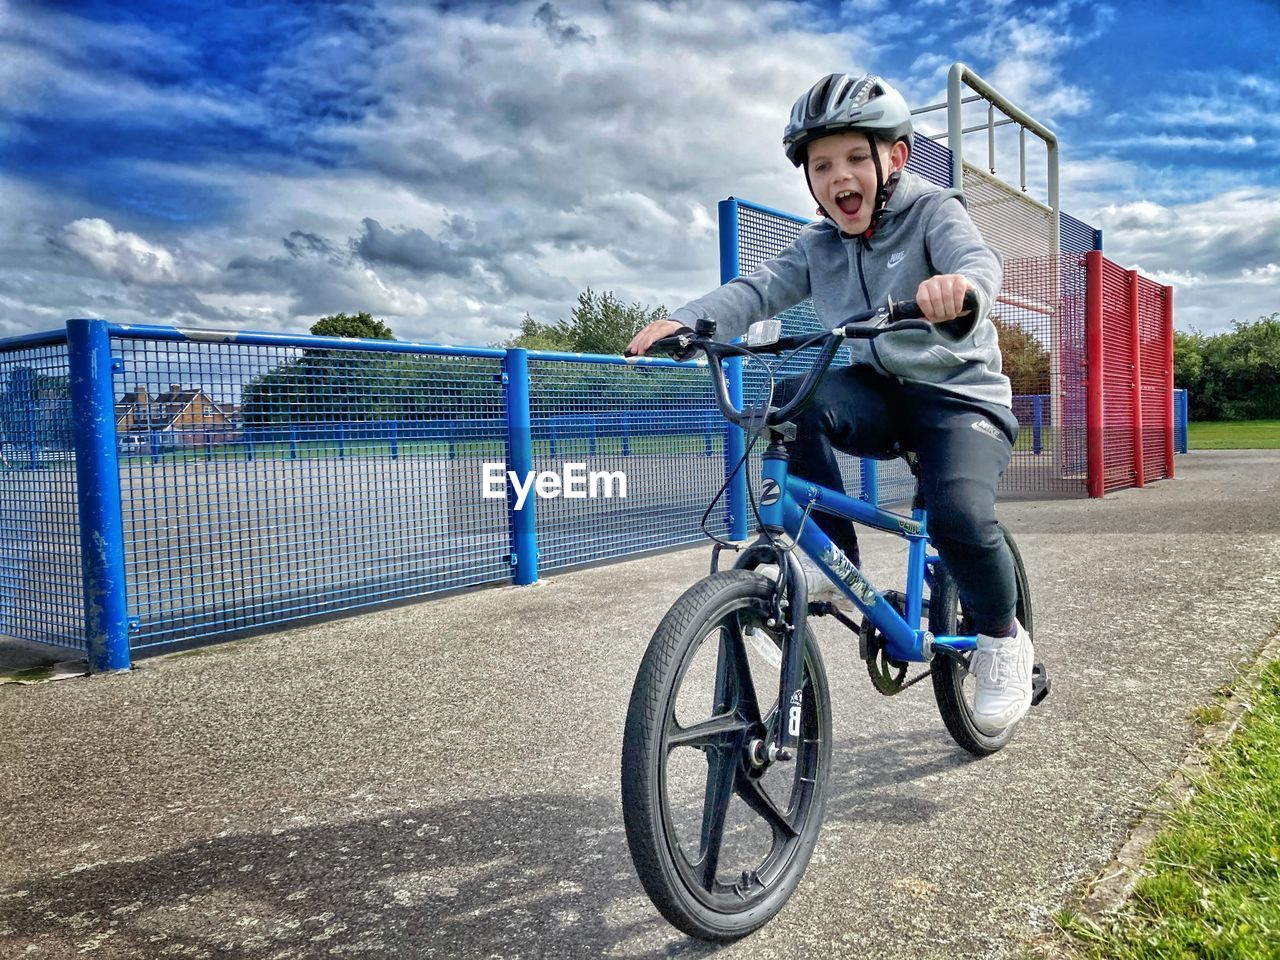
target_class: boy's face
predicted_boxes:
[807,132,909,234]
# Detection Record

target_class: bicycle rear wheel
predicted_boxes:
[621,570,832,941]
[929,524,1034,755]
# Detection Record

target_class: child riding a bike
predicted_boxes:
[628,72,1033,735]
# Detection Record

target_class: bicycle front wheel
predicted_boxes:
[621,570,832,941]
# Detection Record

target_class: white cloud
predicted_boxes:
[61,219,191,285]
[1093,189,1280,332]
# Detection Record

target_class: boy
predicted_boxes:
[626,73,1033,734]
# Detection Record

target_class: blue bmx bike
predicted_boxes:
[620,295,1050,941]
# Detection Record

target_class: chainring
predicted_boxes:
[859,589,914,696]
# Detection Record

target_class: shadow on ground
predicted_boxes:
[0,729,965,959]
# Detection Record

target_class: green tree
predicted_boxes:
[1173,330,1205,390]
[1174,315,1280,420]
[1200,314,1280,420]
[991,314,1050,396]
[499,288,668,355]
[310,312,396,341]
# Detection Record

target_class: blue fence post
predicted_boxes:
[1177,389,1189,453]
[289,427,298,460]
[1032,395,1044,455]
[448,419,457,460]
[338,424,346,459]
[245,429,254,462]
[621,413,631,456]
[66,319,131,672]
[503,349,538,585]
[859,458,879,506]
[719,198,749,542]
[390,421,399,459]
[704,410,714,457]
[589,416,597,457]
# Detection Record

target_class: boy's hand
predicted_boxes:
[915,275,975,323]
[626,318,685,357]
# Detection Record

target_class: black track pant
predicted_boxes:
[775,364,1021,635]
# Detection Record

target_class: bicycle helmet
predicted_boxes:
[783,73,914,166]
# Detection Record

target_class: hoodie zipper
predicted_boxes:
[856,240,892,376]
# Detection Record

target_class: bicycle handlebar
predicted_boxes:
[646,291,978,431]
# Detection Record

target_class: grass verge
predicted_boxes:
[1186,420,1280,449]
[1059,657,1280,958]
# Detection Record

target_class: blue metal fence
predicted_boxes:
[1,321,725,667]
[0,330,83,652]
[1175,388,1189,453]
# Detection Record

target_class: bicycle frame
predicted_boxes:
[757,444,978,753]
[639,296,986,758]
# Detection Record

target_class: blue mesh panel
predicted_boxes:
[1061,212,1098,254]
[906,136,954,188]
[0,339,83,649]
[732,202,903,506]
[112,337,510,648]
[529,358,728,569]
[1174,388,1188,454]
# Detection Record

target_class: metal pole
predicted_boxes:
[947,67,965,190]
[1128,270,1145,487]
[1085,252,1105,498]
[860,459,879,506]
[1163,286,1176,478]
[988,102,996,174]
[503,348,538,585]
[66,318,131,672]
[1019,126,1026,191]
[719,198,748,542]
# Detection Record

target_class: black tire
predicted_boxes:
[929,524,1034,756]
[621,570,832,941]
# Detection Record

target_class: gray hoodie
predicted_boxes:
[669,170,1010,408]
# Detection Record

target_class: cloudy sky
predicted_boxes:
[1,0,1276,342]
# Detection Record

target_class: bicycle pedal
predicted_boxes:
[1031,662,1050,707]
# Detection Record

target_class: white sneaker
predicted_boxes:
[750,557,856,614]
[800,556,858,614]
[970,622,1034,735]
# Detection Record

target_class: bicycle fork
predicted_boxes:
[759,445,807,761]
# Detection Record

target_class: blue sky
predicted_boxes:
[1,0,1276,339]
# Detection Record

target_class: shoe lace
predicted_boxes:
[970,648,1010,690]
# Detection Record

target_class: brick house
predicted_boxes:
[115,384,237,447]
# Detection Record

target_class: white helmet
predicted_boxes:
[783,73,914,167]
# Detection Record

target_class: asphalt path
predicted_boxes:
[2,449,1279,959]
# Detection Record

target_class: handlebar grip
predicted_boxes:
[889,298,925,320]
[889,289,979,321]
[842,317,932,337]
[649,334,699,362]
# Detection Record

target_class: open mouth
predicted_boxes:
[834,190,862,219]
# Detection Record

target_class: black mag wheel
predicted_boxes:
[929,524,1034,756]
[621,570,832,942]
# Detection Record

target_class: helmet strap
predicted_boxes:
[864,133,896,240]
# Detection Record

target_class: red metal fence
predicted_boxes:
[1085,250,1175,497]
